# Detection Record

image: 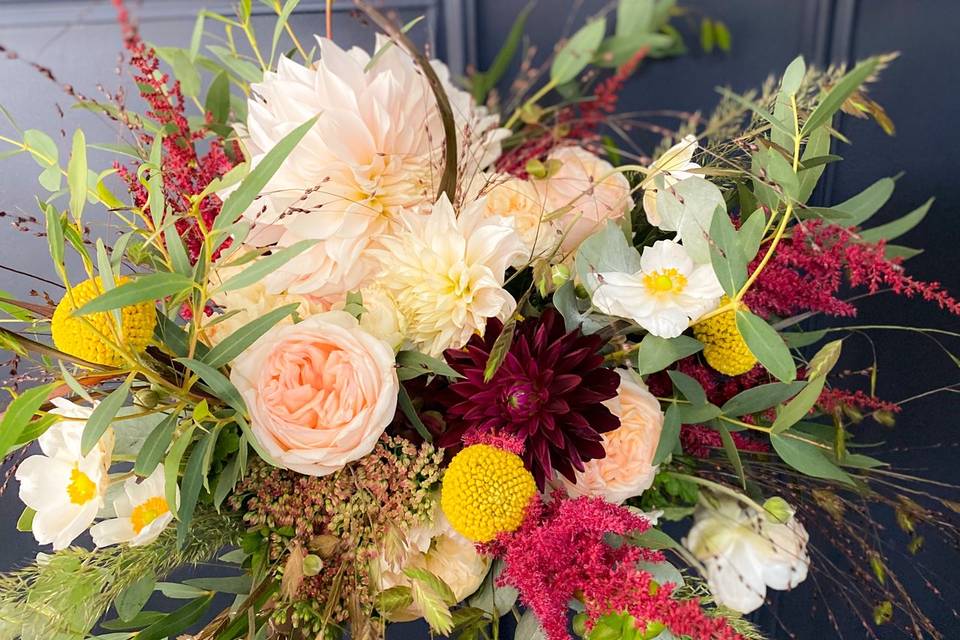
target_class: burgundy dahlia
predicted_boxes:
[438,309,620,488]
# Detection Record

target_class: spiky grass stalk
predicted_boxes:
[0,509,241,639]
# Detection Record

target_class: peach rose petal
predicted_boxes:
[231,311,398,476]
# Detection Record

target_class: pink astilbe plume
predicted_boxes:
[483,494,742,640]
[112,0,241,262]
[745,219,960,319]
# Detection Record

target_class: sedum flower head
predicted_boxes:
[373,194,523,356]
[693,297,758,376]
[440,444,537,543]
[51,276,155,366]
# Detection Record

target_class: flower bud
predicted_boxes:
[133,389,159,409]
[763,496,794,524]
[551,263,571,288]
[302,554,323,577]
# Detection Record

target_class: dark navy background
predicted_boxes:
[0,1,958,637]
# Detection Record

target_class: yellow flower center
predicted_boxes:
[66,467,97,505]
[441,444,537,543]
[643,268,687,294]
[130,496,170,535]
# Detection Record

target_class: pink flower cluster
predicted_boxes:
[745,219,960,319]
[112,0,241,262]
[483,494,742,640]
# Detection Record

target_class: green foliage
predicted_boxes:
[0,382,58,456]
[0,510,240,640]
[81,376,132,455]
[575,221,641,294]
[635,334,703,376]
[551,18,607,85]
[735,310,797,382]
[470,2,534,103]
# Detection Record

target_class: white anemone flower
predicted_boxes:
[684,495,810,613]
[229,35,507,299]
[373,194,524,356]
[90,465,176,548]
[592,240,722,338]
[15,398,112,550]
[642,135,702,227]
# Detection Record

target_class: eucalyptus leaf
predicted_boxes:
[551,18,606,85]
[708,206,747,296]
[781,55,806,96]
[75,273,194,316]
[771,433,854,485]
[833,176,895,226]
[216,115,318,231]
[133,594,214,640]
[202,303,299,368]
[82,377,132,455]
[635,334,703,376]
[655,176,726,264]
[721,381,807,417]
[115,572,156,622]
[770,375,826,434]
[67,129,87,223]
[802,57,881,136]
[736,309,796,382]
[575,221,641,294]
[652,404,681,465]
[0,382,57,457]
[134,412,180,476]
[859,197,933,243]
[214,240,316,293]
[176,358,247,414]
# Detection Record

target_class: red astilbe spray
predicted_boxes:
[112,0,241,262]
[744,219,960,320]
[482,494,742,640]
[495,51,646,179]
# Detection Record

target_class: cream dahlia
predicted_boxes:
[372,194,523,356]
[229,35,507,298]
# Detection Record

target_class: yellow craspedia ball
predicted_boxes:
[441,444,537,543]
[51,276,156,366]
[693,297,758,376]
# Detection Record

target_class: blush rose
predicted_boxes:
[231,311,398,476]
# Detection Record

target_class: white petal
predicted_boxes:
[90,517,136,548]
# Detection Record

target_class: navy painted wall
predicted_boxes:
[0,1,958,637]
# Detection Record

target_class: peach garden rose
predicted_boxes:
[231,310,399,476]
[562,369,664,504]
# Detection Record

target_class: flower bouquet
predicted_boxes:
[0,1,957,639]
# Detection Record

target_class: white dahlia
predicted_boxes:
[230,35,506,298]
[373,194,523,356]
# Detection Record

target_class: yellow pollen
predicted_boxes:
[130,496,170,535]
[66,467,97,505]
[643,268,687,294]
